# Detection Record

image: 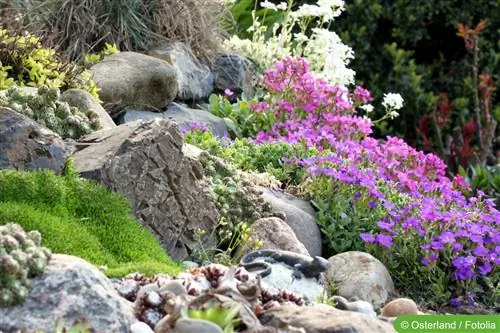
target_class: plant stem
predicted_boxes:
[472,39,484,165]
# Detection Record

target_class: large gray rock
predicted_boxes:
[326,251,396,310]
[260,303,396,333]
[72,119,220,260]
[90,52,178,115]
[60,88,116,130]
[260,187,322,257]
[149,42,214,101]
[118,102,228,137]
[238,217,309,256]
[0,107,69,173]
[210,54,258,98]
[0,254,135,333]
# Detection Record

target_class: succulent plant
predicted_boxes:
[0,85,100,139]
[0,223,52,307]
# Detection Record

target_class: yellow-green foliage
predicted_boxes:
[0,163,181,278]
[83,43,119,67]
[0,29,99,98]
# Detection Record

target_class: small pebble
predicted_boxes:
[182,261,199,269]
[174,318,223,333]
[158,280,187,296]
[130,321,154,333]
[381,298,419,317]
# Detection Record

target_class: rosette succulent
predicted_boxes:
[0,223,52,307]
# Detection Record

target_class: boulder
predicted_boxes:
[238,217,309,256]
[71,119,220,260]
[89,52,178,115]
[118,102,228,137]
[259,303,396,333]
[260,187,322,257]
[326,251,396,310]
[0,107,69,173]
[149,42,214,101]
[60,89,116,130]
[0,254,135,333]
[210,54,258,98]
[381,298,419,317]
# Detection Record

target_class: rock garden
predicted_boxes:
[0,0,498,332]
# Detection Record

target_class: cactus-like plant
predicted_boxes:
[0,223,52,307]
[0,85,100,139]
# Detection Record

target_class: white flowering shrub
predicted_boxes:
[225,0,355,86]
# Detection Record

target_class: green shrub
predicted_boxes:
[0,166,181,277]
[0,85,100,139]
[0,29,99,98]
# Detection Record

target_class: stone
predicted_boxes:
[174,318,223,333]
[131,321,155,333]
[259,303,396,333]
[0,107,69,173]
[71,119,220,261]
[149,42,214,101]
[158,280,187,296]
[118,102,228,137]
[0,254,135,333]
[260,187,322,257]
[89,51,178,115]
[332,295,376,317]
[238,217,310,256]
[326,251,396,310]
[210,54,258,98]
[381,298,419,317]
[60,88,116,130]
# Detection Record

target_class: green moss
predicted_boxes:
[0,169,181,277]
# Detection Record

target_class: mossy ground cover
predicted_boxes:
[0,167,181,277]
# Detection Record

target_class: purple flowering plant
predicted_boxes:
[248,56,499,307]
[187,56,498,307]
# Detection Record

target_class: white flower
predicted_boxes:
[260,0,277,10]
[389,110,400,119]
[276,2,288,10]
[382,93,404,110]
[360,104,374,113]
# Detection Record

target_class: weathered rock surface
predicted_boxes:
[260,187,322,257]
[60,88,116,130]
[0,107,69,173]
[174,318,223,333]
[90,52,178,115]
[259,303,396,333]
[326,251,396,310]
[118,102,228,136]
[210,54,258,98]
[149,42,214,101]
[0,254,135,333]
[72,119,220,260]
[238,217,309,256]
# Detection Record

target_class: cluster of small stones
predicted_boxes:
[113,264,306,330]
[0,223,51,307]
[0,85,100,139]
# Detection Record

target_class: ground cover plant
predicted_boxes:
[0,161,181,277]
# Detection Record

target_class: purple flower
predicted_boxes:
[368,201,377,209]
[376,234,393,248]
[224,88,234,97]
[450,298,461,307]
[478,261,492,275]
[360,233,376,243]
[439,231,456,244]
